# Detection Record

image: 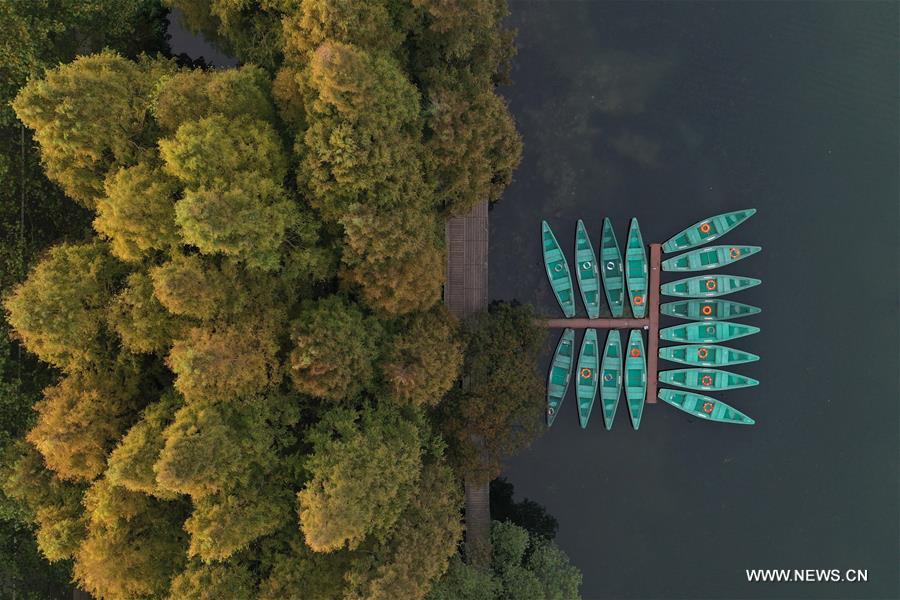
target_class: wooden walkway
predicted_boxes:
[444,201,491,567]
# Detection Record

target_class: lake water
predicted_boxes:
[493,2,899,598]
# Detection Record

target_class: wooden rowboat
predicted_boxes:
[660,299,761,321]
[660,321,760,343]
[576,329,599,428]
[661,274,760,298]
[658,344,759,367]
[662,245,761,272]
[658,389,755,425]
[600,218,625,317]
[575,220,601,319]
[600,330,623,430]
[662,209,756,253]
[624,330,646,430]
[542,221,575,317]
[546,328,575,426]
[659,368,759,391]
[625,218,648,318]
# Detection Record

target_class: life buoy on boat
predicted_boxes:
[582,261,592,269]
[547,406,554,415]
[697,348,709,359]
[603,373,613,381]
[554,264,563,272]
[580,368,592,379]
[630,347,641,357]
[606,261,615,270]
[701,305,713,315]
[633,295,644,305]
[699,223,711,233]
[729,247,741,259]
[705,279,717,291]
[702,401,714,414]
[701,375,713,386]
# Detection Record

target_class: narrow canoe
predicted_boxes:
[546,328,575,426]
[658,389,755,425]
[660,321,760,343]
[659,368,759,391]
[662,209,757,253]
[662,245,761,272]
[660,299,761,321]
[600,330,623,430]
[625,330,646,430]
[625,218,648,318]
[658,344,759,367]
[600,218,625,317]
[661,274,760,298]
[541,221,576,317]
[575,220,602,319]
[576,329,600,428]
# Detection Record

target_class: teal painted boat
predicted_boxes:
[660,321,760,343]
[541,221,575,317]
[575,220,601,319]
[659,344,759,367]
[624,330,646,430]
[600,330,623,430]
[661,274,760,298]
[662,245,761,272]
[625,218,648,318]
[660,299,761,321]
[600,218,625,317]
[546,328,575,426]
[659,368,759,391]
[662,209,757,253]
[575,329,599,428]
[658,389,755,425]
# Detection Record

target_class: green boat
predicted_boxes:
[662,245,761,272]
[660,321,760,343]
[625,218,648,318]
[624,330,646,430]
[576,329,599,428]
[659,344,759,367]
[575,220,601,319]
[600,330,623,430]
[658,389,755,425]
[660,299,761,321]
[662,209,757,253]
[659,368,759,391]
[600,218,625,317]
[661,274,761,298]
[542,221,575,317]
[546,328,575,426]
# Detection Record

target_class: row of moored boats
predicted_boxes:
[544,209,761,428]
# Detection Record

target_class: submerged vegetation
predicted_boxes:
[0,0,583,597]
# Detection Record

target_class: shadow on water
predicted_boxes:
[495,2,899,599]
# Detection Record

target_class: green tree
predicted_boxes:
[438,303,544,482]
[288,296,382,401]
[298,406,423,552]
[11,51,174,207]
[107,271,187,355]
[382,308,464,406]
[427,521,582,600]
[149,253,234,321]
[168,559,257,600]
[281,0,403,61]
[3,242,126,371]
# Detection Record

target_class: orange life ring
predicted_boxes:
[701,305,713,315]
[729,247,741,259]
[702,401,714,414]
[580,368,592,379]
[697,347,709,359]
[633,295,644,305]
[705,279,717,291]
[630,347,641,357]
[701,375,713,386]
[699,223,711,233]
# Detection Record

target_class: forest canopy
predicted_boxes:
[0,1,552,598]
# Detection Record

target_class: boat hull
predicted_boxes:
[658,344,759,367]
[542,221,576,317]
[624,330,646,430]
[576,329,600,428]
[660,320,760,343]
[600,218,625,317]
[658,389,755,425]
[662,245,761,272]
[661,274,761,298]
[600,330,623,430]
[660,299,761,321]
[575,220,602,319]
[662,209,757,253]
[659,368,759,391]
[546,328,575,426]
[625,218,648,318]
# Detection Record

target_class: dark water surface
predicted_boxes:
[494,2,899,599]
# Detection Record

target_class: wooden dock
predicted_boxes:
[542,243,663,404]
[444,201,491,567]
